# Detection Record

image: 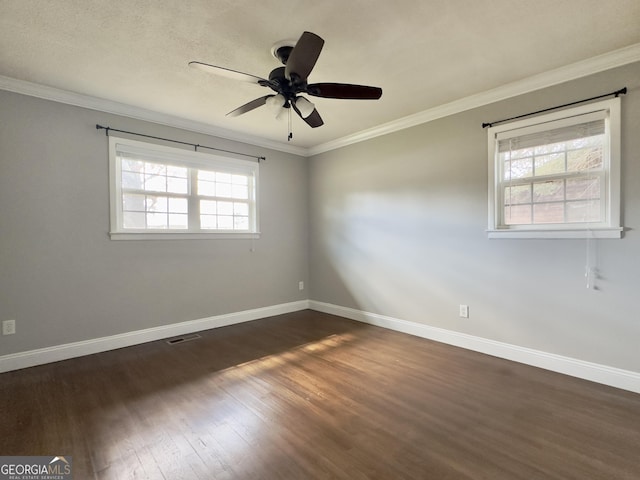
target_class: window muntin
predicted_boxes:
[109,137,258,239]
[487,98,621,239]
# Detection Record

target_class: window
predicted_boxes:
[487,97,622,238]
[109,137,259,239]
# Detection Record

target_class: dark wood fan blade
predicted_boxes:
[304,109,324,128]
[285,32,324,82]
[292,102,324,128]
[189,61,268,84]
[307,83,382,100]
[226,95,273,117]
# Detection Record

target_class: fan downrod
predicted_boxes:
[271,40,296,65]
[275,46,293,65]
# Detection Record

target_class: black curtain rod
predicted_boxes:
[482,87,627,129]
[95,124,266,162]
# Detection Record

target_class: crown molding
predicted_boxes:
[2,43,639,158]
[307,42,640,156]
[0,75,308,157]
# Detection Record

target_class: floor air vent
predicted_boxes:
[166,333,201,345]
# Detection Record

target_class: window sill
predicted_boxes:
[109,231,260,241]
[487,227,623,239]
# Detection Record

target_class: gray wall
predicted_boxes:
[2,62,639,375]
[0,91,309,355]
[309,62,640,373]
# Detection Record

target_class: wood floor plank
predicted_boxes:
[1,310,639,479]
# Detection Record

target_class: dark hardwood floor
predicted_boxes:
[1,310,639,479]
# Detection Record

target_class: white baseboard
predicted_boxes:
[309,300,640,394]
[0,300,310,374]
[4,299,638,394]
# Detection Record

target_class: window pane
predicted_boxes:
[533,180,564,203]
[200,200,217,214]
[504,158,533,180]
[232,185,248,199]
[566,178,600,201]
[146,213,168,229]
[216,182,232,198]
[167,177,188,194]
[567,147,603,172]
[234,202,249,216]
[218,216,233,229]
[504,205,531,225]
[198,170,216,182]
[123,211,146,229]
[201,214,217,229]
[533,203,564,224]
[168,197,188,213]
[122,171,144,190]
[198,180,216,197]
[234,216,249,230]
[216,172,232,183]
[534,153,565,176]
[510,147,534,160]
[146,196,168,212]
[145,174,166,192]
[232,174,248,186]
[217,201,233,215]
[169,213,188,229]
[145,162,166,176]
[123,193,145,211]
[121,158,144,172]
[504,185,531,205]
[567,200,601,223]
[167,165,188,178]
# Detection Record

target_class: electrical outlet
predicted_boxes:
[459,305,469,318]
[299,281,304,291]
[2,319,16,336]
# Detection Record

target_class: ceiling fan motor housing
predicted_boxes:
[268,67,307,104]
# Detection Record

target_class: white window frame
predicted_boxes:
[487,97,622,239]
[109,136,259,240]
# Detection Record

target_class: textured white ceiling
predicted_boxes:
[1,0,639,149]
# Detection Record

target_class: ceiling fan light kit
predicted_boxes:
[265,94,285,110]
[265,94,289,121]
[189,31,383,140]
[294,96,315,118]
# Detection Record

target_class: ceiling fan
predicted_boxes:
[189,31,382,134]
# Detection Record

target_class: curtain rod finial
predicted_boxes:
[615,87,627,97]
[96,124,110,136]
